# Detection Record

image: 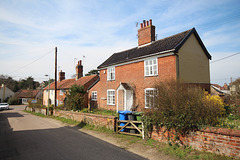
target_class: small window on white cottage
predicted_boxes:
[145,88,157,108]
[144,58,158,76]
[107,89,115,105]
[107,67,115,80]
[91,91,97,101]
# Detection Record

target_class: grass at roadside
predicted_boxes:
[24,110,233,160]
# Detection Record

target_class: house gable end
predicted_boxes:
[174,28,211,60]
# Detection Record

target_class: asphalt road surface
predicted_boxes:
[0,105,146,160]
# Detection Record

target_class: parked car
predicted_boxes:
[0,103,9,110]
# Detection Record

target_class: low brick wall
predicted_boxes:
[25,107,52,115]
[151,126,240,158]
[53,110,117,130]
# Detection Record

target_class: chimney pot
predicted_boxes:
[140,23,143,28]
[76,59,83,80]
[149,19,152,25]
[59,70,65,81]
[146,21,149,26]
[143,20,146,27]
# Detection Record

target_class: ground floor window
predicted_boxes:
[91,91,97,101]
[107,89,115,105]
[145,88,157,108]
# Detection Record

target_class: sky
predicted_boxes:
[0,0,239,86]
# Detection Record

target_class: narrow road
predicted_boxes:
[0,105,146,160]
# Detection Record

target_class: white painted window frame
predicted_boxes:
[144,58,158,76]
[107,67,115,81]
[107,89,115,105]
[91,91,97,101]
[145,88,157,108]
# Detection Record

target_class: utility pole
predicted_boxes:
[55,47,57,108]
[2,83,6,102]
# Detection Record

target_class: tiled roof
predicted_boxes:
[98,28,211,69]
[45,75,98,90]
[17,90,40,98]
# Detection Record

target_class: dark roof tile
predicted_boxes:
[98,28,211,68]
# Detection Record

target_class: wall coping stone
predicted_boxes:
[54,110,117,119]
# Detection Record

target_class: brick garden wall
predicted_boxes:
[151,126,240,158]
[53,110,117,130]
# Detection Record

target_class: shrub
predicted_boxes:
[8,97,20,105]
[28,99,42,109]
[66,84,86,111]
[55,104,66,110]
[142,80,225,136]
[229,78,240,117]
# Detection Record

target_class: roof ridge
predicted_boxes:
[114,28,193,55]
[153,28,193,44]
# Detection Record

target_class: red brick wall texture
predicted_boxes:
[53,110,116,130]
[151,126,240,158]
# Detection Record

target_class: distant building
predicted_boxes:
[0,84,14,103]
[16,89,42,104]
[43,60,99,107]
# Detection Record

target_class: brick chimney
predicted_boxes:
[138,19,155,46]
[76,60,83,80]
[59,70,65,82]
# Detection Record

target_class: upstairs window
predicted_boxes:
[107,89,115,105]
[145,88,157,108]
[107,67,115,80]
[91,91,97,101]
[144,58,158,76]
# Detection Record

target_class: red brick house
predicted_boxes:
[43,60,99,107]
[88,19,211,112]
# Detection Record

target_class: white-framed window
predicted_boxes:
[107,89,115,105]
[60,90,64,95]
[91,91,97,101]
[144,58,158,76]
[145,88,157,108]
[107,67,115,80]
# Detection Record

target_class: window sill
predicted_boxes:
[107,79,115,81]
[107,104,115,106]
[144,75,158,77]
